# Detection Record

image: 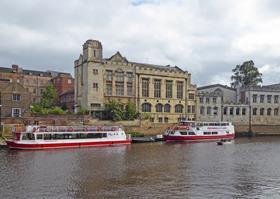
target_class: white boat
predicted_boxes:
[6,125,131,150]
[164,119,235,142]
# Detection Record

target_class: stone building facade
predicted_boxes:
[74,39,197,123]
[197,84,280,125]
[0,80,31,118]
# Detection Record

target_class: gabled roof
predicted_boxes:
[198,84,236,91]
[106,51,128,62]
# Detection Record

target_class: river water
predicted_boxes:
[1,137,280,199]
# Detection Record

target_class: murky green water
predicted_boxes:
[1,137,280,198]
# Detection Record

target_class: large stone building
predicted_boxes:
[197,84,280,125]
[74,39,197,123]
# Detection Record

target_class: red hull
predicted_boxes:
[164,134,235,142]
[6,140,131,150]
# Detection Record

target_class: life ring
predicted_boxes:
[111,127,116,131]
[68,127,74,132]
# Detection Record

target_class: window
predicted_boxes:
[93,69,98,74]
[274,108,279,116]
[116,71,124,82]
[188,93,194,100]
[150,118,154,122]
[206,98,210,104]
[127,83,133,96]
[164,117,169,123]
[230,107,234,115]
[236,108,240,115]
[242,108,246,115]
[158,117,163,123]
[32,98,36,103]
[175,104,183,113]
[213,106,218,115]
[142,103,151,112]
[106,70,113,81]
[93,83,98,91]
[156,103,163,112]
[253,94,257,103]
[106,82,112,95]
[192,105,195,113]
[260,95,265,103]
[213,97,217,104]
[207,107,212,115]
[12,94,21,101]
[166,80,173,98]
[127,72,133,82]
[253,108,257,115]
[177,81,183,99]
[199,97,203,103]
[91,103,101,109]
[267,95,272,103]
[12,108,21,117]
[267,108,271,116]
[154,79,161,98]
[142,78,149,97]
[33,88,36,94]
[274,95,279,103]
[187,105,191,113]
[68,79,72,84]
[164,104,171,112]
[200,106,205,115]
[223,107,227,115]
[116,82,124,96]
[260,108,264,115]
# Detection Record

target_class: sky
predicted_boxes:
[1,0,280,86]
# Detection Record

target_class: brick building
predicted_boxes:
[74,39,197,123]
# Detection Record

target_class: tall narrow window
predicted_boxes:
[267,95,272,103]
[93,83,98,91]
[142,103,151,112]
[154,79,161,98]
[12,94,21,101]
[106,82,112,95]
[164,104,170,112]
[127,72,133,82]
[177,81,183,99]
[116,82,124,96]
[253,108,257,115]
[106,70,113,81]
[260,108,264,115]
[242,108,246,115]
[156,104,163,112]
[127,83,133,96]
[166,80,173,98]
[274,108,279,116]
[116,71,124,82]
[142,78,149,97]
[274,95,279,103]
[175,104,183,113]
[200,106,205,115]
[267,108,271,116]
[253,94,257,103]
[260,95,265,103]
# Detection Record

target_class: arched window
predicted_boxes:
[164,104,171,112]
[156,103,163,112]
[260,108,264,115]
[142,103,151,112]
[267,108,272,116]
[242,108,246,115]
[230,107,234,115]
[175,104,184,113]
[253,108,257,115]
[274,108,279,116]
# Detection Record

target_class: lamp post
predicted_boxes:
[248,87,253,136]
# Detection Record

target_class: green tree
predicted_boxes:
[40,84,58,108]
[104,100,124,121]
[231,60,262,88]
[125,101,138,120]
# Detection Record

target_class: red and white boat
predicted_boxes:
[164,119,235,142]
[6,125,131,150]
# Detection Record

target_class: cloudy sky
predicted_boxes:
[1,0,280,86]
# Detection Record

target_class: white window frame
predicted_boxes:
[12,108,21,118]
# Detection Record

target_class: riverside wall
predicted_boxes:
[1,116,280,137]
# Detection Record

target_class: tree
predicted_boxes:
[125,101,138,120]
[40,84,58,108]
[231,60,262,88]
[104,100,124,121]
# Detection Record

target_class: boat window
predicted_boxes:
[212,132,218,135]
[179,131,188,135]
[170,131,175,135]
[203,132,211,135]
[221,123,226,126]
[226,131,229,134]
[188,132,196,135]
[44,134,52,140]
[209,123,214,126]
[36,134,43,140]
[87,133,103,138]
[226,123,229,126]
[214,123,220,126]
[204,123,209,126]
[22,133,35,140]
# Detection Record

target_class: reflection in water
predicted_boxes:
[1,137,280,198]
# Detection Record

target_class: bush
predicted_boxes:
[127,131,144,137]
[49,107,66,115]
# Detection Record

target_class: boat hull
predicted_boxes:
[164,134,235,142]
[6,140,131,150]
